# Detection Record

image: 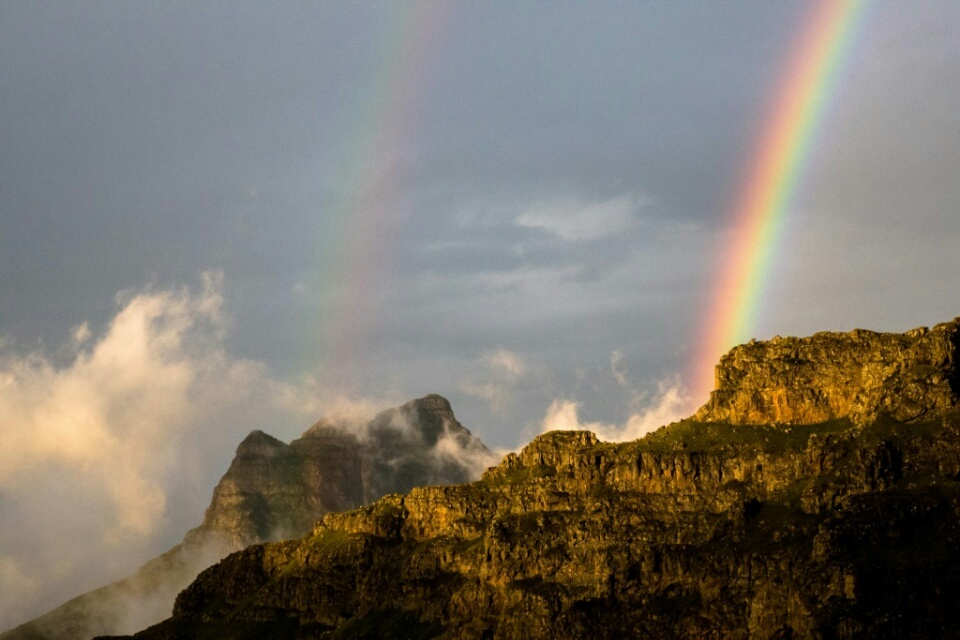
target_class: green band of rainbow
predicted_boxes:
[692,0,867,400]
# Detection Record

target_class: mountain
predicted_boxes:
[695,323,959,425]
[116,318,960,639]
[1,395,495,640]
[183,393,493,551]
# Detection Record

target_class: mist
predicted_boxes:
[538,378,697,443]
[0,272,513,631]
[0,274,396,629]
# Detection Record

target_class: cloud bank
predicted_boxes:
[0,274,333,628]
[539,378,695,443]
[0,273,508,630]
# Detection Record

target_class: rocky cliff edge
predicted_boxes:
[114,318,960,639]
[695,318,960,425]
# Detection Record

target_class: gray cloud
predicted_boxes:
[514,194,648,241]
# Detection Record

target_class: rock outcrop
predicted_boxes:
[695,318,960,425]
[118,318,960,639]
[2,395,494,640]
[184,393,492,550]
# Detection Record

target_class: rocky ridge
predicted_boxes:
[119,317,960,639]
[695,319,960,425]
[2,395,493,640]
[185,393,492,550]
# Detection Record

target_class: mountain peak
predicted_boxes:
[235,429,287,454]
[412,393,453,413]
[3,396,493,640]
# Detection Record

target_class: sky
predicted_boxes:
[2,0,960,628]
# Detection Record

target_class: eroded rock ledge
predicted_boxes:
[695,318,960,425]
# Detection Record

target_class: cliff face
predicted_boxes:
[184,393,492,550]
[2,395,493,640]
[122,319,960,639]
[177,427,364,551]
[695,319,960,425]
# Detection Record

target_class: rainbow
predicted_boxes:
[308,3,449,386]
[691,0,868,401]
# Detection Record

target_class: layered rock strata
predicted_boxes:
[119,318,960,639]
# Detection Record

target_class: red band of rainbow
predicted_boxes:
[691,0,868,401]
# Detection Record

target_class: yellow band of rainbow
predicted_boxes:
[692,0,868,400]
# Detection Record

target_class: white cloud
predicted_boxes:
[459,349,528,413]
[1,274,229,537]
[515,194,649,241]
[0,273,333,627]
[274,379,395,432]
[483,348,527,378]
[430,422,502,478]
[539,379,695,443]
[0,273,514,629]
[610,349,629,387]
[619,382,693,441]
[71,322,92,345]
[540,399,592,433]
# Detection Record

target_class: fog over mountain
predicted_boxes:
[2,392,496,639]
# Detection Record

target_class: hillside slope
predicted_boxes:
[119,319,960,639]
